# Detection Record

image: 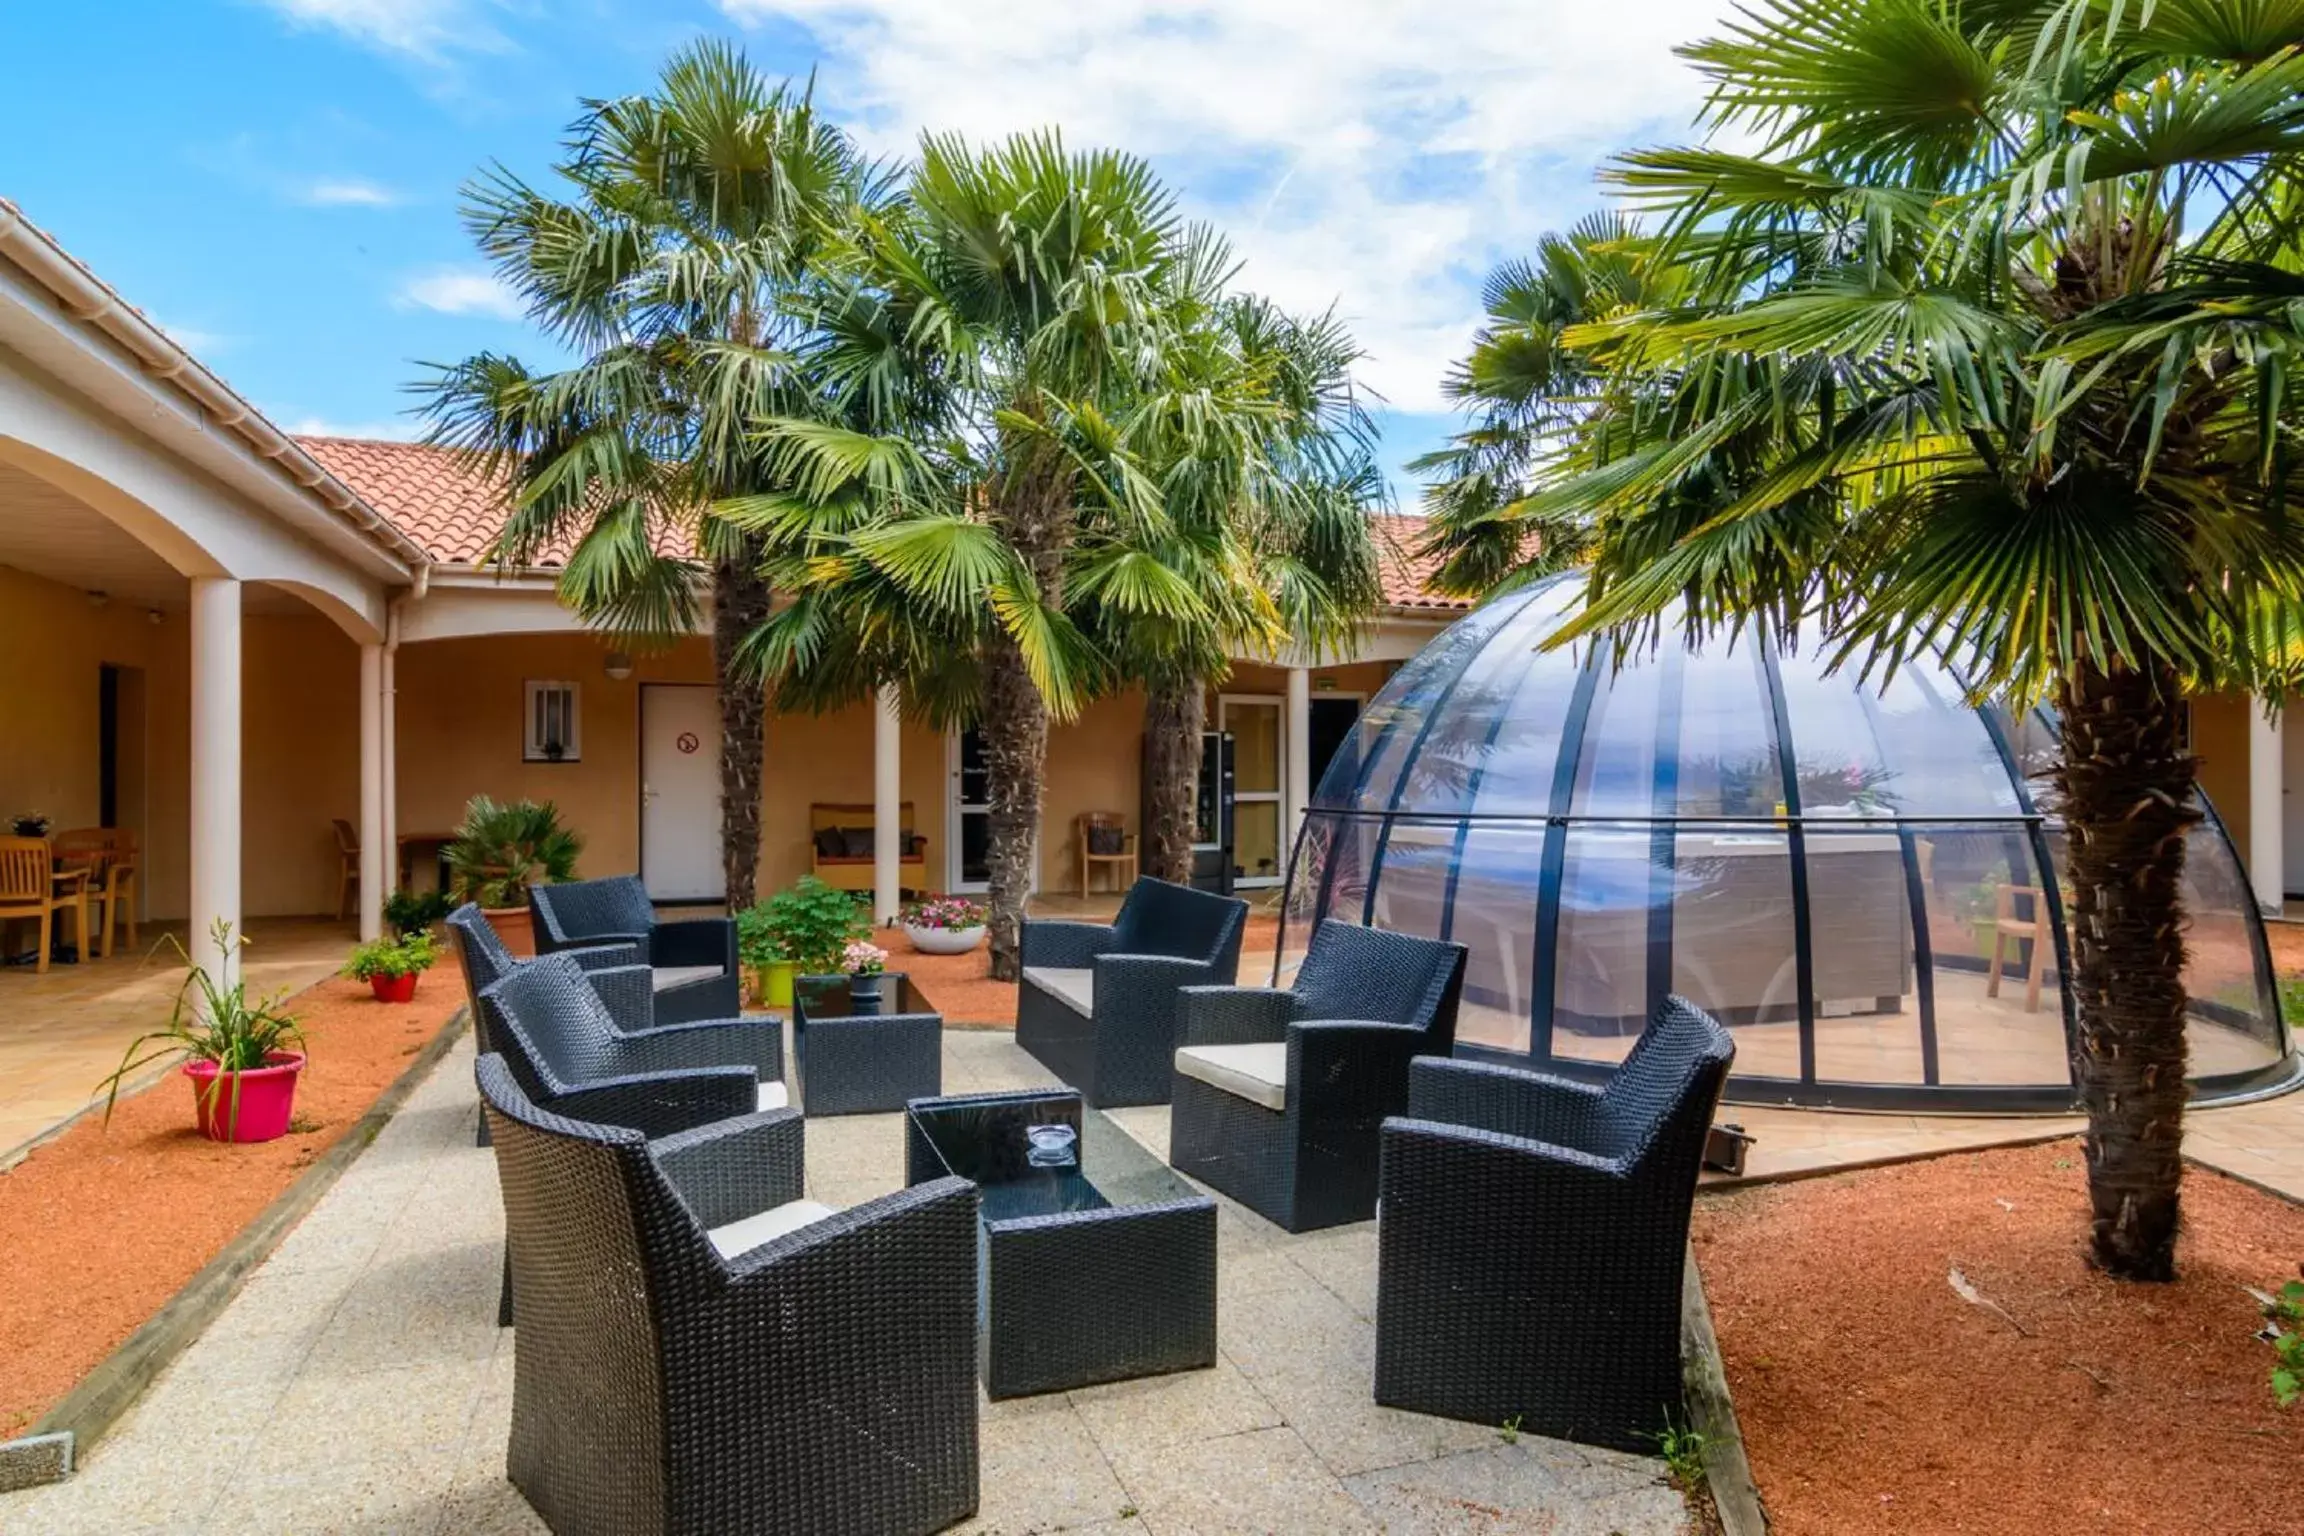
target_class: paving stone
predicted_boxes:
[1342,1443,1580,1534]
[269,1359,487,1472]
[1104,1424,1377,1535]
[1219,1284,1493,1477]
[301,1243,503,1373]
[959,1390,1134,1534]
[1068,1355,1283,1455]
[198,1458,462,1536]
[1287,1225,1381,1319]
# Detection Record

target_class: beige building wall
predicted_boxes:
[394,632,952,899]
[1044,688,1148,894]
[395,633,708,880]
[0,563,362,922]
[2191,690,2252,855]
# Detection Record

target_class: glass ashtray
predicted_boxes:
[1025,1123,1078,1167]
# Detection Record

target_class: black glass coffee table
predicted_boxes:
[792,971,943,1115]
[905,1087,1217,1398]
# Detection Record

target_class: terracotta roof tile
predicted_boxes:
[296,435,1469,611]
[295,436,531,566]
[1370,513,1470,611]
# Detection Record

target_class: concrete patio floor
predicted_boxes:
[0,1025,1694,1536]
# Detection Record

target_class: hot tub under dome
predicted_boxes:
[1280,574,2300,1110]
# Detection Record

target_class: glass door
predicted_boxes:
[1220,695,1285,888]
[949,727,991,893]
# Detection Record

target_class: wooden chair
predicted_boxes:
[1076,812,1139,897]
[333,818,360,922]
[0,836,86,975]
[1986,883,2046,1013]
[52,828,137,957]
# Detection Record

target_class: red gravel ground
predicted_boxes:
[0,975,460,1436]
[1693,1141,2304,1536]
[895,912,1282,1027]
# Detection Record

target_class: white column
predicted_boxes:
[358,643,384,940]
[381,626,399,892]
[873,685,902,927]
[189,577,242,985]
[1285,666,1312,833]
[2250,696,2285,915]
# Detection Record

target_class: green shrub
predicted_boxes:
[382,887,453,937]
[2264,1275,2304,1407]
[446,796,581,908]
[751,877,869,974]
[344,932,439,982]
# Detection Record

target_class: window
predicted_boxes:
[524,681,581,763]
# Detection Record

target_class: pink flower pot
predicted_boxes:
[183,1051,306,1144]
[370,971,420,1004]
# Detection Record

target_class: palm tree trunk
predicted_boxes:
[981,630,1047,981]
[2056,655,2195,1281]
[1142,678,1204,884]
[713,542,772,912]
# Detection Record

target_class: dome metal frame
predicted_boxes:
[1279,579,2301,1113]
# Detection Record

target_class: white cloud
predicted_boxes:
[279,414,423,441]
[395,267,523,319]
[254,0,500,61]
[151,317,232,356]
[717,0,1727,413]
[299,177,402,207]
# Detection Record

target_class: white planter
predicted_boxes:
[905,923,986,956]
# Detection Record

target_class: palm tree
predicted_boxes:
[1426,0,2304,1281]
[1414,213,1683,593]
[418,41,882,911]
[739,132,1221,980]
[1120,297,1386,884]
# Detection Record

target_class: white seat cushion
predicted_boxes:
[1023,966,1096,1017]
[654,965,725,993]
[1174,1042,1290,1113]
[755,1080,790,1112]
[708,1198,836,1259]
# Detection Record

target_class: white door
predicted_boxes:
[1221,695,1286,888]
[641,685,723,903]
[948,727,991,893]
[2285,708,2304,897]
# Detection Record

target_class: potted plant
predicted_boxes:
[10,811,49,838]
[97,920,307,1144]
[344,931,439,1003]
[382,886,453,938]
[843,939,890,1014]
[445,795,581,957]
[901,893,988,956]
[752,876,868,1005]
[735,900,786,1009]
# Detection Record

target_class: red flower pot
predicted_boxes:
[370,971,420,1004]
[183,1051,305,1144]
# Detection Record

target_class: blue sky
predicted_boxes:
[0,0,1729,503]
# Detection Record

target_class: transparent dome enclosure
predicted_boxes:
[1281,576,2298,1109]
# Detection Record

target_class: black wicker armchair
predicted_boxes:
[1016,876,1248,1107]
[477,952,788,1121]
[528,875,740,1025]
[447,903,643,1147]
[1165,919,1467,1233]
[477,1053,981,1536]
[1373,996,1735,1452]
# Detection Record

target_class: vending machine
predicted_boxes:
[1189,729,1235,895]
